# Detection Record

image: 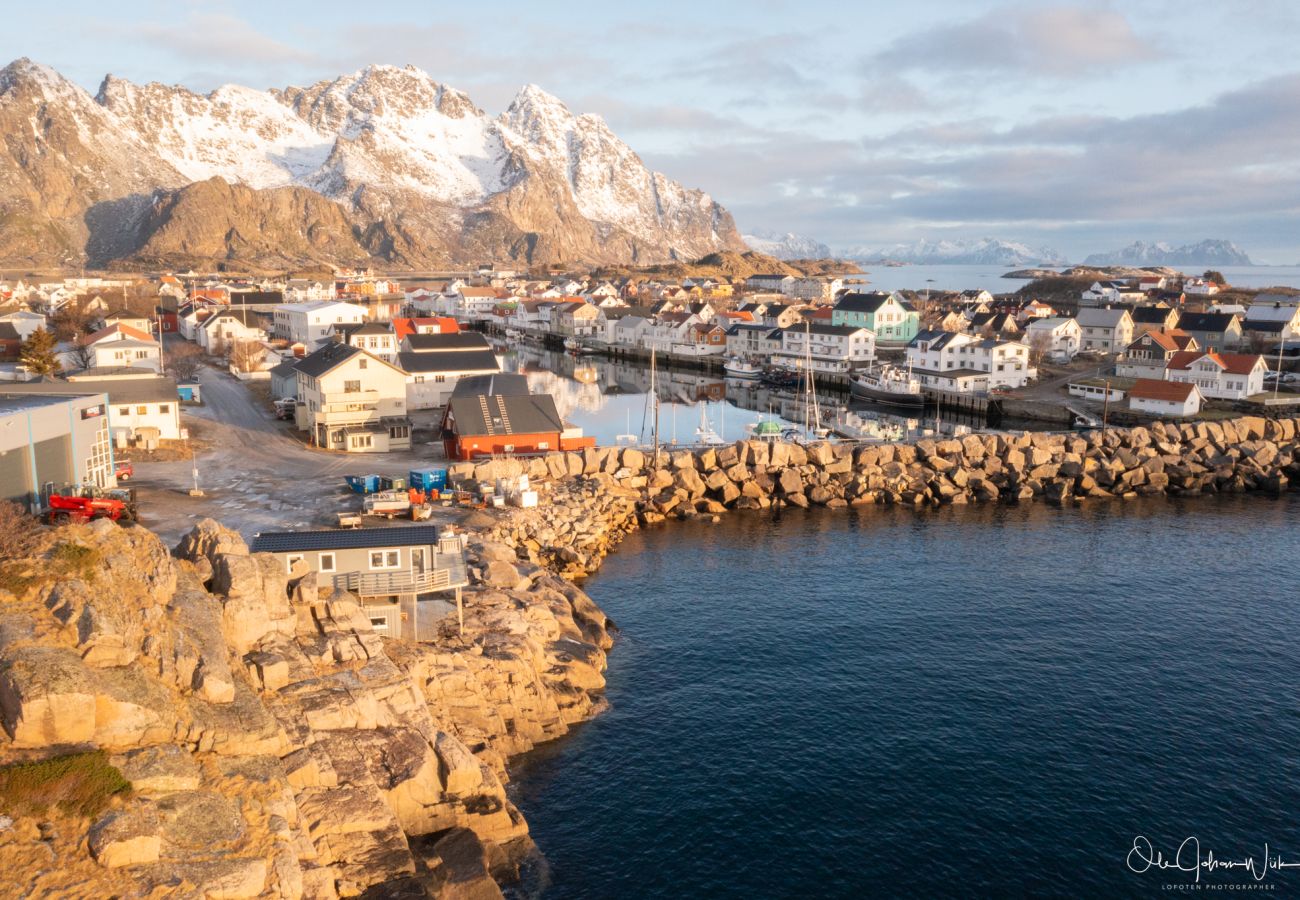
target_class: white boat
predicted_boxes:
[723,358,763,380]
[849,364,924,408]
[504,328,523,341]
[830,410,909,443]
[562,337,583,352]
[693,403,726,445]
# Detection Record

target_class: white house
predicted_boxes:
[1128,379,1203,417]
[1116,330,1199,379]
[335,322,398,363]
[197,308,267,354]
[906,330,1037,390]
[66,372,182,443]
[84,324,162,372]
[1184,278,1222,296]
[397,332,500,410]
[725,324,781,359]
[294,343,412,452]
[1075,307,1134,354]
[1024,317,1082,361]
[771,324,876,373]
[0,309,47,340]
[1244,296,1300,341]
[1165,350,1267,400]
[273,300,366,347]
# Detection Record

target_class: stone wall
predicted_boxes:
[470,415,1300,579]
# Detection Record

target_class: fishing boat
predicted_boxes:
[723,357,763,380]
[830,410,909,443]
[562,337,583,353]
[849,364,925,408]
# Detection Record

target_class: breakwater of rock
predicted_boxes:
[464,415,1300,579]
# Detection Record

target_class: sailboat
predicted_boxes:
[800,321,830,440]
[694,402,725,445]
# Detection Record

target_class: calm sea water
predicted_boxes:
[855,264,1300,294]
[507,496,1300,898]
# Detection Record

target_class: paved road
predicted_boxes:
[129,366,456,546]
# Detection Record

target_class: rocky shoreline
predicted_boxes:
[0,415,1296,898]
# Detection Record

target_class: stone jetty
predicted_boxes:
[465,416,1300,578]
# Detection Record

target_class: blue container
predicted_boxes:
[345,474,381,494]
[409,468,449,492]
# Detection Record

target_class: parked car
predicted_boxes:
[114,460,134,481]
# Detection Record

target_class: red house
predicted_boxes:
[440,374,594,460]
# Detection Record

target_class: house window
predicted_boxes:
[286,553,304,572]
[159,404,170,413]
[119,406,130,416]
[137,406,148,415]
[369,550,400,569]
[344,380,361,393]
[318,553,336,573]
[435,375,446,383]
[359,358,368,369]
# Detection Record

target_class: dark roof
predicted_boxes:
[227,291,284,306]
[203,307,264,329]
[1129,306,1177,324]
[1,375,177,404]
[251,524,446,554]
[0,322,19,340]
[834,291,895,313]
[1178,312,1238,333]
[773,323,870,338]
[448,392,564,437]
[403,332,493,353]
[334,321,392,337]
[1243,319,1286,333]
[451,373,530,398]
[398,349,501,374]
[294,342,363,378]
[269,360,299,378]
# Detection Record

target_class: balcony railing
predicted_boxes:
[333,568,453,597]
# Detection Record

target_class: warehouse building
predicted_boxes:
[0,392,117,508]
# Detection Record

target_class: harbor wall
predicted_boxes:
[455,415,1300,579]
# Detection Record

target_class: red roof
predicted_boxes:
[85,323,154,345]
[1130,378,1198,402]
[1167,349,1263,375]
[392,317,458,339]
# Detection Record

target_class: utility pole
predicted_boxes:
[1274,340,1285,401]
[1102,379,1111,429]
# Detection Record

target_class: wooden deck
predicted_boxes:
[333,550,469,598]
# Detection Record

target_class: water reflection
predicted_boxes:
[494,342,999,447]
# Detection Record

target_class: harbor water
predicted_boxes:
[508,495,1300,897]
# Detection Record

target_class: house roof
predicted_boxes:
[1133,330,1182,352]
[1076,307,1131,328]
[85,323,154,345]
[1178,312,1238,333]
[398,349,500,375]
[294,342,368,378]
[1129,378,1198,402]
[334,321,392,337]
[834,291,895,313]
[251,524,447,554]
[392,317,458,339]
[1129,306,1177,324]
[451,373,530,398]
[448,392,565,437]
[1167,350,1264,375]
[1,374,177,404]
[403,332,493,353]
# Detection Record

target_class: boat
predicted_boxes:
[849,364,925,408]
[563,337,583,352]
[830,410,909,443]
[693,403,726,445]
[504,328,523,341]
[753,418,783,441]
[723,358,763,380]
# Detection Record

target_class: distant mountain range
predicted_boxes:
[840,238,1066,267]
[0,58,745,270]
[741,231,831,261]
[1082,240,1252,267]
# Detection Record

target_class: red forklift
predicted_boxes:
[42,482,139,526]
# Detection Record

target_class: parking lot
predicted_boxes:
[127,366,463,545]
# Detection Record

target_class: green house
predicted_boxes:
[831,292,919,344]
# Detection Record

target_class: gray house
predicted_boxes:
[250,525,469,640]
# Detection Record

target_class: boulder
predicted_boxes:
[89,805,162,868]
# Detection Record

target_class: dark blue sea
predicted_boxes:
[507,496,1300,898]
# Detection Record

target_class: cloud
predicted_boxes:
[877,4,1159,77]
[132,13,318,68]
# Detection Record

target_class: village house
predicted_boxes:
[1081,280,1144,306]
[831,291,919,345]
[392,317,458,341]
[1075,307,1134,354]
[1017,300,1057,322]
[0,309,47,341]
[6,371,182,445]
[80,324,162,372]
[274,300,367,348]
[1165,350,1267,400]
[334,322,398,363]
[250,525,469,641]
[965,311,1020,337]
[1183,277,1222,296]
[551,300,603,337]
[294,343,411,452]
[771,324,876,373]
[197,308,267,355]
[906,330,1037,391]
[397,332,500,410]
[101,309,153,335]
[440,373,593,460]
[1116,330,1200,379]
[605,312,652,347]
[1243,295,1300,342]
[744,274,796,295]
[1176,312,1243,353]
[1023,317,1083,362]
[686,322,729,353]
[725,323,781,360]
[1128,378,1203,417]
[785,277,843,303]
[1128,305,1180,339]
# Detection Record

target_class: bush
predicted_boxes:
[0,500,43,562]
[51,541,101,583]
[0,751,131,818]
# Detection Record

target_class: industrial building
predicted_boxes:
[0,392,117,509]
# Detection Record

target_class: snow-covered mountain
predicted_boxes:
[1082,240,1252,267]
[842,238,1066,266]
[0,59,744,269]
[742,231,832,260]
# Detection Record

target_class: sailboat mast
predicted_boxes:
[652,348,660,460]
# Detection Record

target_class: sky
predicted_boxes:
[5,0,1300,262]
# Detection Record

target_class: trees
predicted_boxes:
[68,336,94,371]
[1027,330,1054,366]
[167,342,203,381]
[19,328,62,376]
[228,340,264,374]
[1203,270,1227,286]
